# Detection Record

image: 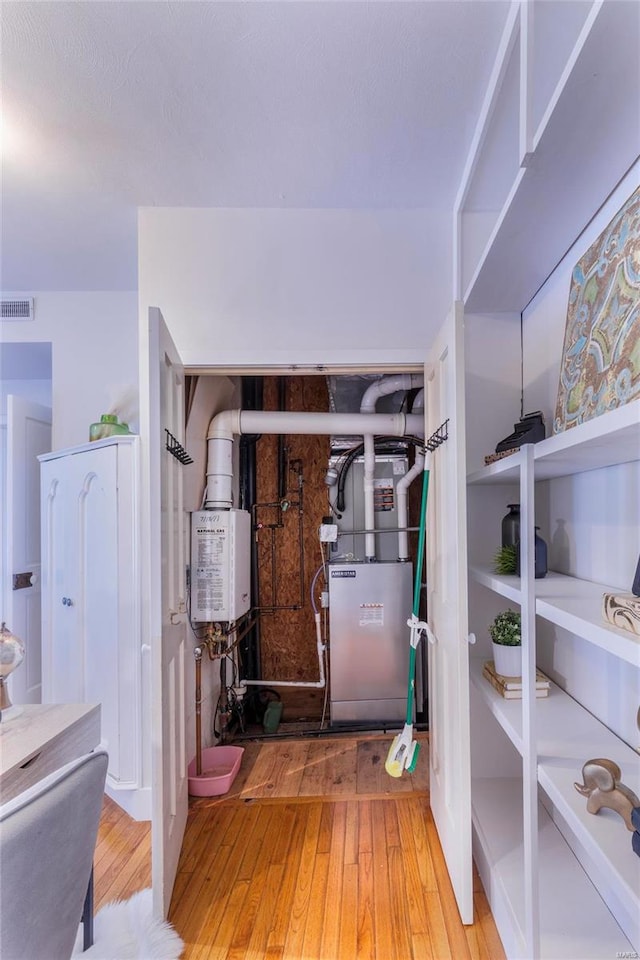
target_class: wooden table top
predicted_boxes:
[0,702,101,803]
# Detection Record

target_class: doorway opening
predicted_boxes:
[183,365,429,748]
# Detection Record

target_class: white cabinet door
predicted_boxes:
[41,441,140,788]
[41,458,83,704]
[5,396,51,705]
[142,307,188,919]
[425,302,473,923]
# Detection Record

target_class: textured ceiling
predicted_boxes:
[0,0,509,291]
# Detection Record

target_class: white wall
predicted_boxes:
[1,380,52,415]
[138,207,450,368]
[522,161,640,748]
[1,292,138,449]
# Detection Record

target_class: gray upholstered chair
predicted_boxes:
[0,750,108,960]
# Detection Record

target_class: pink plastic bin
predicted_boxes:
[188,745,244,797]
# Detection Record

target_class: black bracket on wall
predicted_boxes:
[425,418,449,452]
[165,429,193,465]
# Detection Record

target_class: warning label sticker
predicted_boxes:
[359,603,384,627]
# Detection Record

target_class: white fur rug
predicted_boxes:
[72,889,184,959]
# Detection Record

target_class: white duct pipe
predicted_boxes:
[240,613,326,689]
[396,389,425,561]
[359,374,424,561]
[205,409,424,509]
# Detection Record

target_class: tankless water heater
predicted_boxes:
[190,509,251,623]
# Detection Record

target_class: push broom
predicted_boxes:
[385,452,431,778]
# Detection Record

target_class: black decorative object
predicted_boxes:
[501,504,520,549]
[515,527,548,579]
[165,430,193,465]
[534,529,548,579]
[495,410,546,454]
[632,806,640,857]
[633,553,640,597]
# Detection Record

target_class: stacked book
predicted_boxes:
[483,660,551,699]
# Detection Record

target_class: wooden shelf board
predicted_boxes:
[534,401,640,480]
[472,777,634,959]
[472,656,640,946]
[467,449,522,485]
[469,565,522,603]
[538,762,640,949]
[467,403,639,487]
[463,2,640,314]
[535,573,640,668]
[470,565,640,666]
[470,657,524,754]
[471,657,640,770]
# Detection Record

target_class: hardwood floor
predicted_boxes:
[93,735,506,960]
[93,794,152,910]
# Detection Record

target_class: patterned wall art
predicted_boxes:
[554,186,640,433]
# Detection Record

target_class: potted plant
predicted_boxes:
[489,609,521,677]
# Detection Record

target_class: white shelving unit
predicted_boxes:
[467,401,640,958]
[456,5,639,956]
[458,1,640,313]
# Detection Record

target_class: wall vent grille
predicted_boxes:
[1,298,34,320]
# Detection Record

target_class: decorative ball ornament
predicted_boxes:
[0,622,25,721]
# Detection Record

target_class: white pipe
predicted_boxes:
[240,613,326,689]
[205,409,424,509]
[359,374,424,560]
[396,389,425,561]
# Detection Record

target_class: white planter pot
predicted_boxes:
[492,641,521,678]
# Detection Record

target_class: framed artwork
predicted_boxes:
[554,186,640,434]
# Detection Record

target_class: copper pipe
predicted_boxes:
[194,646,203,776]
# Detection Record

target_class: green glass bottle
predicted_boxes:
[89,414,127,441]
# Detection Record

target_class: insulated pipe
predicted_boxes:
[359,374,424,561]
[205,410,424,509]
[240,613,326,689]
[396,389,425,561]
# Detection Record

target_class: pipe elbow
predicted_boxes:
[360,373,423,414]
[207,408,241,442]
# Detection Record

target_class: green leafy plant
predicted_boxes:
[489,610,521,646]
[493,544,517,575]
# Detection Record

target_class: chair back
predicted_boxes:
[0,750,108,960]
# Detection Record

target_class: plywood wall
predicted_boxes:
[255,376,330,720]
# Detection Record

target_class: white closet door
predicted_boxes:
[425,301,473,923]
[5,396,51,705]
[41,460,82,704]
[143,307,188,919]
[77,445,121,773]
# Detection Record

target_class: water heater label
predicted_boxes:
[359,603,384,627]
[331,569,356,578]
[194,525,228,613]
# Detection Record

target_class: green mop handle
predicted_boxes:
[405,463,430,726]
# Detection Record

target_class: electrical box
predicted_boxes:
[190,509,251,623]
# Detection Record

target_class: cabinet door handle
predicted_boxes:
[466,632,477,645]
[61,597,74,606]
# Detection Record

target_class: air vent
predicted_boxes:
[1,298,34,320]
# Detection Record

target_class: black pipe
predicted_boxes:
[239,377,263,681]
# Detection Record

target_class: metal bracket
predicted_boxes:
[13,572,33,591]
[425,418,449,453]
[165,429,193,465]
